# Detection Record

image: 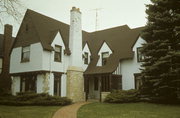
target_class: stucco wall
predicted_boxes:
[10,43,43,73]
[97,42,113,66]
[42,32,67,72]
[121,37,145,90]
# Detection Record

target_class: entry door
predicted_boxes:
[54,75,61,96]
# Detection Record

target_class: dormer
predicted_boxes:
[82,43,91,65]
[97,41,112,66]
[51,31,66,63]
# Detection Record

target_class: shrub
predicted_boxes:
[104,89,139,103]
[0,92,72,106]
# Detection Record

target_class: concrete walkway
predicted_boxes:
[52,102,90,118]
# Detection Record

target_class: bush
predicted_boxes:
[104,89,139,103]
[0,92,72,106]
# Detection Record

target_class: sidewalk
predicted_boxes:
[52,102,90,118]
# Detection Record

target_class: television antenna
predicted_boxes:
[91,8,103,31]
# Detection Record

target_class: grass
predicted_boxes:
[0,105,61,118]
[78,102,180,118]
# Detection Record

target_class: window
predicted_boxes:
[102,52,109,66]
[54,74,61,96]
[54,45,62,62]
[21,46,30,62]
[20,75,37,92]
[134,73,142,90]
[137,47,144,62]
[84,52,88,64]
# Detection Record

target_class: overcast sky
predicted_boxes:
[1,0,151,35]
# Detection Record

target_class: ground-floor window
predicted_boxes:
[20,75,37,92]
[54,74,61,96]
[134,74,142,90]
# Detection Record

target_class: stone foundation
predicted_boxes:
[67,66,85,102]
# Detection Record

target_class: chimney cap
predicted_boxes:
[71,6,81,13]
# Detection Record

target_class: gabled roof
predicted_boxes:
[13,9,144,75]
[14,9,70,51]
[84,26,144,74]
[0,34,3,57]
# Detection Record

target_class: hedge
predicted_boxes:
[104,89,139,103]
[0,92,72,106]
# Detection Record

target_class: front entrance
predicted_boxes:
[88,77,100,99]
[84,74,122,101]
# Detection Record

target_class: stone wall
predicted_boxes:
[67,66,85,102]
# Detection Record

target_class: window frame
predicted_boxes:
[101,52,109,66]
[84,52,89,64]
[137,47,144,62]
[54,45,62,62]
[21,45,30,63]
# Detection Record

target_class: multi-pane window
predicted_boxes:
[54,45,62,62]
[84,52,88,64]
[102,52,109,66]
[137,47,144,62]
[21,46,30,62]
[20,76,37,92]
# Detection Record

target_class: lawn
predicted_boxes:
[0,105,61,118]
[78,102,180,118]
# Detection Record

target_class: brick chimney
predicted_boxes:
[2,24,13,74]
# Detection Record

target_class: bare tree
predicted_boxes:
[0,0,23,26]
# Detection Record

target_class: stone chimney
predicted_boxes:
[67,7,85,102]
[69,6,82,67]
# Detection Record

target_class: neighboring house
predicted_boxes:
[10,7,145,102]
[0,25,14,91]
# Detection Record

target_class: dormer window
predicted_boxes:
[21,46,30,62]
[102,52,109,66]
[137,47,144,62]
[54,45,62,62]
[84,52,88,64]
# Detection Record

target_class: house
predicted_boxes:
[0,24,14,91]
[10,7,145,102]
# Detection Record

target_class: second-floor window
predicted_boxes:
[84,52,88,64]
[54,45,62,62]
[137,47,144,62]
[21,46,30,62]
[102,52,109,66]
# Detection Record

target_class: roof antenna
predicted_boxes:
[91,8,103,31]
